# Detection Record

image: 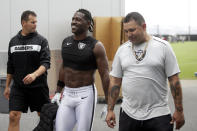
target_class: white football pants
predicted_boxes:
[55,85,97,131]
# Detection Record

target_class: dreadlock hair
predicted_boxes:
[76,9,94,32]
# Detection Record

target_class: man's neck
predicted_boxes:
[145,34,151,42]
[133,34,151,47]
[139,34,151,45]
[21,29,29,36]
[73,32,88,40]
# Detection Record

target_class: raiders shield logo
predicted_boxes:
[135,49,143,57]
[78,42,86,50]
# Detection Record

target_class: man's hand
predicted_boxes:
[105,110,116,128]
[51,93,61,106]
[23,73,37,85]
[3,87,10,100]
[170,111,185,130]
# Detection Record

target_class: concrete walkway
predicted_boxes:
[0,80,196,131]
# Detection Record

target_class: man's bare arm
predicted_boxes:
[23,65,46,84]
[168,74,183,112]
[168,73,185,129]
[6,74,13,88]
[108,76,122,111]
[94,42,110,103]
[4,74,13,99]
[56,63,65,93]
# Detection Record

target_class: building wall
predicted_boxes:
[0,0,125,94]
[0,0,125,50]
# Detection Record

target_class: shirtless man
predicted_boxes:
[52,9,109,131]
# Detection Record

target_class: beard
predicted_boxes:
[71,24,87,35]
[73,28,86,35]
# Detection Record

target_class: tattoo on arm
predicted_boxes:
[170,81,180,97]
[108,85,120,111]
[169,78,183,112]
[111,86,120,99]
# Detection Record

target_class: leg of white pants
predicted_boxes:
[55,95,76,131]
[76,85,97,131]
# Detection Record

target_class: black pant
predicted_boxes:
[119,108,173,131]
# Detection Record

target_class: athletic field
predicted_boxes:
[171,41,197,79]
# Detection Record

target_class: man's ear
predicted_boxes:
[142,23,146,30]
[87,20,91,26]
[21,20,25,27]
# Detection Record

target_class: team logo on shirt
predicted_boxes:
[10,45,41,53]
[78,42,86,50]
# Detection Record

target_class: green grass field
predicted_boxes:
[171,41,197,79]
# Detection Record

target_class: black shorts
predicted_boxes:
[9,86,50,113]
[119,108,173,131]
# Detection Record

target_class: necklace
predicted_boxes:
[131,39,149,63]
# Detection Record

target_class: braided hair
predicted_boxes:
[76,9,94,32]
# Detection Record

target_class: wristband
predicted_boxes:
[57,80,65,88]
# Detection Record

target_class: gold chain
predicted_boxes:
[131,41,149,61]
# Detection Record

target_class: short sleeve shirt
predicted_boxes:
[110,36,180,120]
